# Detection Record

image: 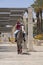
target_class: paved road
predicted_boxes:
[0,42,43,65]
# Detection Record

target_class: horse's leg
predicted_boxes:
[20,45,22,53]
[17,38,20,54]
[19,42,22,54]
[17,43,18,53]
[17,44,20,54]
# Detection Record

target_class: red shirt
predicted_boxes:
[16,22,21,30]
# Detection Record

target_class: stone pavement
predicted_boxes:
[0,42,43,65]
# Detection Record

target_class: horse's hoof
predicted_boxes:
[17,50,20,54]
[24,39,26,42]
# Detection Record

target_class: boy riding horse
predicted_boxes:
[14,19,26,42]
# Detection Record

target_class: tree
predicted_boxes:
[31,0,43,34]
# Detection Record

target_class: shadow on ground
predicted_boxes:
[22,52,30,55]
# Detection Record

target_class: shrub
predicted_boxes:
[34,34,43,40]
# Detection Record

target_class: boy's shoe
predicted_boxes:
[15,38,17,42]
[24,38,26,41]
[15,40,17,42]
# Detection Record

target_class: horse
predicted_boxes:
[16,28,23,54]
